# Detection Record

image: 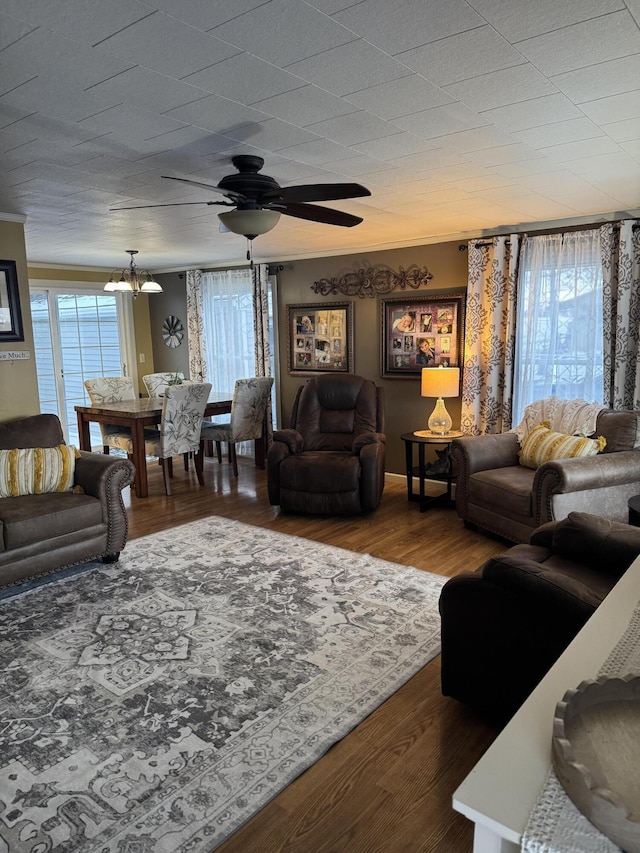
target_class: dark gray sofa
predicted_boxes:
[451,409,640,543]
[0,413,135,586]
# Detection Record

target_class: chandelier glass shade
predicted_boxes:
[104,250,162,298]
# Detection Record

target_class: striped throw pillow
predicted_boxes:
[0,445,79,497]
[519,421,606,469]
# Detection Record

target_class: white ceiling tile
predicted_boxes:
[430,126,518,153]
[551,55,640,103]
[480,94,583,132]
[145,0,267,30]
[514,118,605,148]
[161,95,269,134]
[303,0,360,13]
[514,11,640,76]
[585,175,640,207]
[394,103,489,138]
[0,77,120,123]
[488,159,565,178]
[467,0,625,41]
[286,40,411,97]
[398,25,525,86]
[604,118,640,143]
[222,118,322,151]
[353,133,441,159]
[85,67,211,114]
[517,172,625,208]
[98,12,241,79]
[579,91,640,125]
[564,151,639,176]
[0,0,154,45]
[77,104,189,144]
[539,136,622,162]
[276,138,359,165]
[468,144,544,168]
[252,86,357,126]
[448,174,516,192]
[306,112,400,146]
[182,54,305,105]
[318,155,393,176]
[620,139,640,160]
[0,12,36,49]
[209,0,357,66]
[332,0,485,55]
[444,65,558,112]
[344,75,454,120]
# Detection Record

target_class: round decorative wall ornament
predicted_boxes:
[162,315,184,348]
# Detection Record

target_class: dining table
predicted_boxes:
[75,392,265,498]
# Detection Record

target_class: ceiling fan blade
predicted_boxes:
[161,175,247,203]
[109,201,230,211]
[279,202,363,227]
[264,183,371,204]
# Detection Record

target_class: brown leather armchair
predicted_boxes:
[267,374,385,514]
[451,409,640,543]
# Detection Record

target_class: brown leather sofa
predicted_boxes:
[451,409,640,543]
[439,512,640,723]
[267,374,385,514]
[0,413,135,586]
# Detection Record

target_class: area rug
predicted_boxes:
[0,517,447,852]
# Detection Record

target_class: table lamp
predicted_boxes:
[421,366,460,435]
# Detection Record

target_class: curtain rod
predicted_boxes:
[471,220,638,249]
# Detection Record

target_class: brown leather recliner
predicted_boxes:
[267,374,385,514]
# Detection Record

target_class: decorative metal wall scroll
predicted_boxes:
[311,263,433,299]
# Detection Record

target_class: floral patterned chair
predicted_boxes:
[142,372,185,397]
[144,382,212,495]
[200,378,274,477]
[83,376,157,455]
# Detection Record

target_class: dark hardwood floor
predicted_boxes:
[123,456,507,852]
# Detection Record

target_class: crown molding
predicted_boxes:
[0,212,27,223]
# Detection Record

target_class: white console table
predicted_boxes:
[453,554,640,853]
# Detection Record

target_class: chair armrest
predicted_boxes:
[75,451,134,504]
[352,431,385,455]
[359,440,386,511]
[534,450,640,524]
[450,433,520,476]
[272,428,304,455]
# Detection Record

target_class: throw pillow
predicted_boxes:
[519,421,606,469]
[0,445,79,498]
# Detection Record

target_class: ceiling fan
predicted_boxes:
[110,155,371,240]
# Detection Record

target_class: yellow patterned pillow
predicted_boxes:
[0,445,80,497]
[519,422,606,469]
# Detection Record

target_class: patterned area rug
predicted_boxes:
[0,517,446,852]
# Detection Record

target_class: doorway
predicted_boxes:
[30,287,136,448]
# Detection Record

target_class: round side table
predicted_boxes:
[401,430,464,512]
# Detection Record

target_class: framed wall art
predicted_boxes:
[0,260,24,343]
[380,292,464,378]
[287,301,354,375]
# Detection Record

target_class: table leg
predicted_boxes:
[418,442,426,511]
[77,412,91,451]
[254,436,266,468]
[404,439,414,500]
[131,419,149,498]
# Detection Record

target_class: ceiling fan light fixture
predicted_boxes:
[104,250,163,298]
[218,209,281,239]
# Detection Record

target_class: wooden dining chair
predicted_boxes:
[200,377,273,477]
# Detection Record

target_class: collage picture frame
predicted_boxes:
[286,301,354,375]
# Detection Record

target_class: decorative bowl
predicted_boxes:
[552,674,640,853]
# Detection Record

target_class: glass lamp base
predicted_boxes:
[428,397,452,435]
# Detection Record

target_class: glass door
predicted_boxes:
[30,288,131,448]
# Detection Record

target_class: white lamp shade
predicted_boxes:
[421,366,460,399]
[218,209,281,238]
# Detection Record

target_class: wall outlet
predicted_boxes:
[139,353,145,363]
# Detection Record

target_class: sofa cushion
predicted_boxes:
[0,445,79,498]
[279,451,360,493]
[469,465,535,519]
[552,511,640,578]
[519,421,605,469]
[0,492,103,551]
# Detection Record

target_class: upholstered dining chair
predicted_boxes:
[142,372,185,398]
[142,382,212,495]
[83,376,149,455]
[200,377,274,477]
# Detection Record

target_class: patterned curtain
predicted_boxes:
[185,269,207,382]
[252,263,274,443]
[461,235,520,435]
[601,220,640,408]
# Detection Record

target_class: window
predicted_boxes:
[512,231,604,424]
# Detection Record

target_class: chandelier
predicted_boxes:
[104,250,163,298]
